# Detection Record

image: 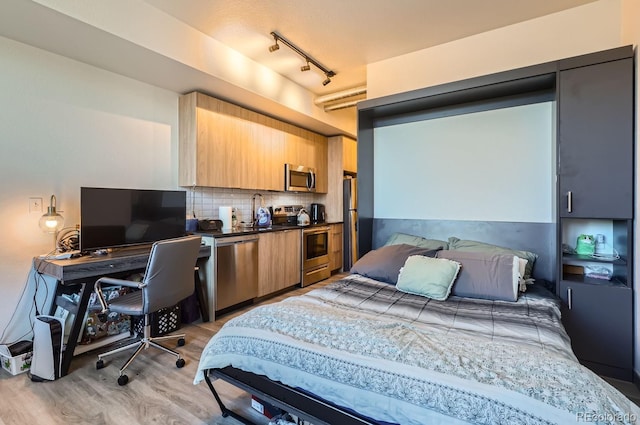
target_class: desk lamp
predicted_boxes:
[39,195,64,249]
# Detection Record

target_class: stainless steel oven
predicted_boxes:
[301,226,330,286]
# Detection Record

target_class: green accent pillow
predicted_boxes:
[447,237,538,279]
[396,255,461,301]
[384,232,449,250]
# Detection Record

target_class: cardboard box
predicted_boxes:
[0,351,32,376]
[563,264,584,275]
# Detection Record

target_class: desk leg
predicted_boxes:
[194,267,209,323]
[59,281,92,377]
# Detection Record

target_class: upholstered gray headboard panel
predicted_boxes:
[372,218,556,282]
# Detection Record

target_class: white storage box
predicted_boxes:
[1,351,32,375]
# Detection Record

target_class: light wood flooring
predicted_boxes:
[1,272,639,424]
[0,275,341,425]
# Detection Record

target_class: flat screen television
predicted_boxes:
[80,187,187,253]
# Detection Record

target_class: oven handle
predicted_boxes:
[303,226,330,234]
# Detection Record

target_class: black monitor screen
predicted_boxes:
[80,187,186,252]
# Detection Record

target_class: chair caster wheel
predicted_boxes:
[176,358,185,368]
[118,375,129,386]
[96,359,105,370]
[178,338,185,346]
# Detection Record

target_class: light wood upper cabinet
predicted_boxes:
[325,135,357,224]
[313,135,328,193]
[258,230,301,297]
[179,92,327,193]
[342,136,358,174]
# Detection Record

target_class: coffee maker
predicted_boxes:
[310,203,326,223]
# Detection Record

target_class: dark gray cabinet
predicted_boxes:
[558,58,633,219]
[559,281,632,380]
[557,55,634,381]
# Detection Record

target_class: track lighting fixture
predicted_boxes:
[269,31,335,85]
[268,40,280,52]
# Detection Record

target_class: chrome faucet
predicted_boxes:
[251,193,263,227]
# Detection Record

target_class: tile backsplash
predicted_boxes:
[186,187,322,225]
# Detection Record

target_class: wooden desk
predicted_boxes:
[33,245,211,377]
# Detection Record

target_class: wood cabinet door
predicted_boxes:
[281,229,302,287]
[191,98,249,188]
[342,137,358,174]
[283,129,311,167]
[558,281,632,375]
[249,115,284,191]
[558,59,633,218]
[258,230,301,297]
[313,136,328,193]
[329,223,343,272]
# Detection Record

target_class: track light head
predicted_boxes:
[322,77,331,86]
[300,61,311,72]
[269,32,280,52]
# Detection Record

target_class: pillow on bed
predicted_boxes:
[395,255,461,301]
[383,232,449,250]
[517,257,529,292]
[350,244,440,284]
[436,250,520,302]
[447,237,538,279]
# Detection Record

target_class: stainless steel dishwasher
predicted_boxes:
[214,234,259,311]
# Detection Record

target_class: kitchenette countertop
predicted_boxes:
[193,221,343,238]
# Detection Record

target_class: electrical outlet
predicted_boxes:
[29,197,43,213]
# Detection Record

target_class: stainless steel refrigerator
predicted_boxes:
[343,177,358,270]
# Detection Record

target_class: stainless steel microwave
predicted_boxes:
[285,164,316,192]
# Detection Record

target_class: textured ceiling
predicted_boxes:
[144,0,598,95]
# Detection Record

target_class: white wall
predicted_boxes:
[0,36,179,340]
[368,0,622,98]
[11,0,356,137]
[373,102,554,223]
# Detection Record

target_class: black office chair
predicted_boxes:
[93,235,202,385]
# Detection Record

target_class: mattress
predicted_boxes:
[195,274,639,424]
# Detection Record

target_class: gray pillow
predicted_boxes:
[437,250,520,302]
[447,237,537,279]
[384,232,449,250]
[351,244,440,284]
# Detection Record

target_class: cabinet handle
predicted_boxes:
[567,191,572,213]
[567,287,572,310]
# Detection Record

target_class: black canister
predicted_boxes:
[310,203,325,223]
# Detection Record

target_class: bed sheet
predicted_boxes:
[195,274,639,425]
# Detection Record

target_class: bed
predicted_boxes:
[194,240,640,425]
